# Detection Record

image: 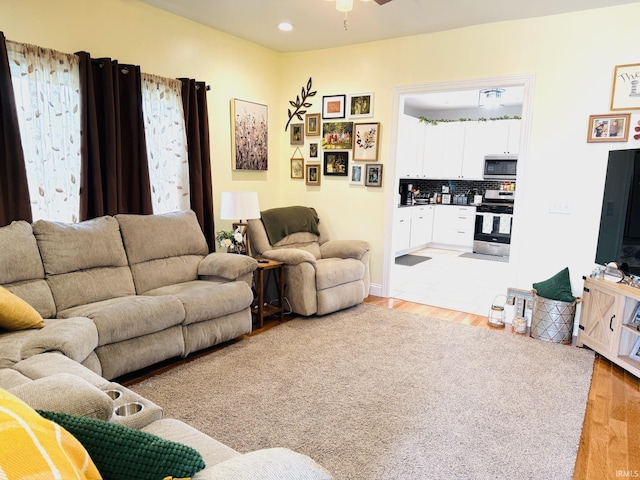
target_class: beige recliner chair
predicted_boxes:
[248,206,370,316]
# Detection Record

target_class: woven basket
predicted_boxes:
[530,291,578,345]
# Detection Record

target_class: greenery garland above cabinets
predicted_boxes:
[418,115,521,126]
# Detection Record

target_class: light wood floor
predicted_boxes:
[363,295,640,480]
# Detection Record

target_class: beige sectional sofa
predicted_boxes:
[0,210,331,478]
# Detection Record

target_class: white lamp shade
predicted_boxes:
[336,0,353,12]
[220,191,261,221]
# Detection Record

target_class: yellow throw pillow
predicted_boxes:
[0,285,45,330]
[0,388,101,479]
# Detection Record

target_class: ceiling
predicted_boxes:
[405,86,525,112]
[139,0,638,53]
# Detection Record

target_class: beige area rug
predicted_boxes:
[131,304,595,479]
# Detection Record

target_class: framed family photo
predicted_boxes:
[630,336,640,362]
[306,164,321,186]
[290,123,304,145]
[349,164,365,185]
[323,151,348,176]
[322,121,353,150]
[353,122,380,161]
[610,63,640,111]
[305,113,320,136]
[322,94,346,119]
[365,163,383,187]
[231,98,268,170]
[348,92,374,118]
[309,143,318,159]
[587,114,630,142]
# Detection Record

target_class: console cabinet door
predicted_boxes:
[578,280,621,355]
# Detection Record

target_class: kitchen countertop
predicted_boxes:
[397,203,478,208]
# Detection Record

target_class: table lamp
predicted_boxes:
[220,191,261,255]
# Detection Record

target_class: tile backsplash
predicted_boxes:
[399,178,514,199]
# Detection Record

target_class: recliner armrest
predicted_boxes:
[21,317,99,364]
[198,253,258,281]
[261,248,317,266]
[320,240,370,260]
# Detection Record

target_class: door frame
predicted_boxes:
[381,73,536,298]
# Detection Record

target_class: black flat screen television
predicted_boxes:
[595,148,640,275]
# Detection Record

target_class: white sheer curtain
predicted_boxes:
[141,73,190,214]
[6,41,81,223]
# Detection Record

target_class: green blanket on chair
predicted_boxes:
[260,206,320,245]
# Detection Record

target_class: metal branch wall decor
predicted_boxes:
[285,77,316,132]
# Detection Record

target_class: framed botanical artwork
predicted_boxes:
[322,121,353,150]
[322,94,346,119]
[309,142,318,159]
[610,64,640,111]
[323,151,348,176]
[231,98,268,170]
[630,336,640,362]
[349,164,365,185]
[305,113,320,136]
[348,92,374,118]
[290,123,304,145]
[353,122,380,161]
[365,163,383,187]
[587,114,630,142]
[306,164,321,186]
[291,158,304,179]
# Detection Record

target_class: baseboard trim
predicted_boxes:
[369,283,383,297]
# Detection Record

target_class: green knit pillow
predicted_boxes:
[37,410,205,480]
[532,267,576,303]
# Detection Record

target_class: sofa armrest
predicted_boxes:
[198,253,258,281]
[261,248,316,266]
[320,240,370,261]
[20,317,99,363]
[197,447,332,480]
[9,373,114,421]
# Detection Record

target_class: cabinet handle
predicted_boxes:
[610,314,615,331]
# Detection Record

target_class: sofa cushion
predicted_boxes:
[315,258,365,290]
[38,410,206,480]
[117,210,209,293]
[20,317,99,363]
[4,280,57,319]
[9,373,113,421]
[205,447,333,480]
[33,216,136,310]
[0,327,49,369]
[144,280,253,326]
[0,285,45,331]
[59,295,185,346]
[0,220,45,285]
[0,388,100,480]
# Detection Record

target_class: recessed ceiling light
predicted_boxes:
[278,22,294,32]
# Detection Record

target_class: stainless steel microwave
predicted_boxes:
[483,155,517,180]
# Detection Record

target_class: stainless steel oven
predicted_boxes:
[473,190,514,257]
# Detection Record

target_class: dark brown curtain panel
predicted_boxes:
[77,52,152,219]
[180,78,214,251]
[0,31,32,226]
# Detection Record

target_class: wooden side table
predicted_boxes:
[252,259,285,329]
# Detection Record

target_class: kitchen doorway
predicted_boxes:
[382,74,535,315]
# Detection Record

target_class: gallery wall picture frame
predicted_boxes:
[231,98,268,171]
[306,164,321,186]
[353,122,380,161]
[291,158,304,179]
[323,151,349,176]
[348,92,374,119]
[322,94,346,119]
[309,142,319,159]
[305,113,321,136]
[610,63,640,111]
[365,163,383,187]
[587,113,630,142]
[348,164,365,185]
[290,123,304,145]
[322,121,353,150]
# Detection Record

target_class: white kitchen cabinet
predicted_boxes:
[423,122,465,179]
[464,119,521,157]
[578,277,640,378]
[396,114,426,178]
[409,205,434,248]
[393,207,412,254]
[431,205,476,249]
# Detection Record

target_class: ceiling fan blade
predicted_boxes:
[374,0,393,5]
